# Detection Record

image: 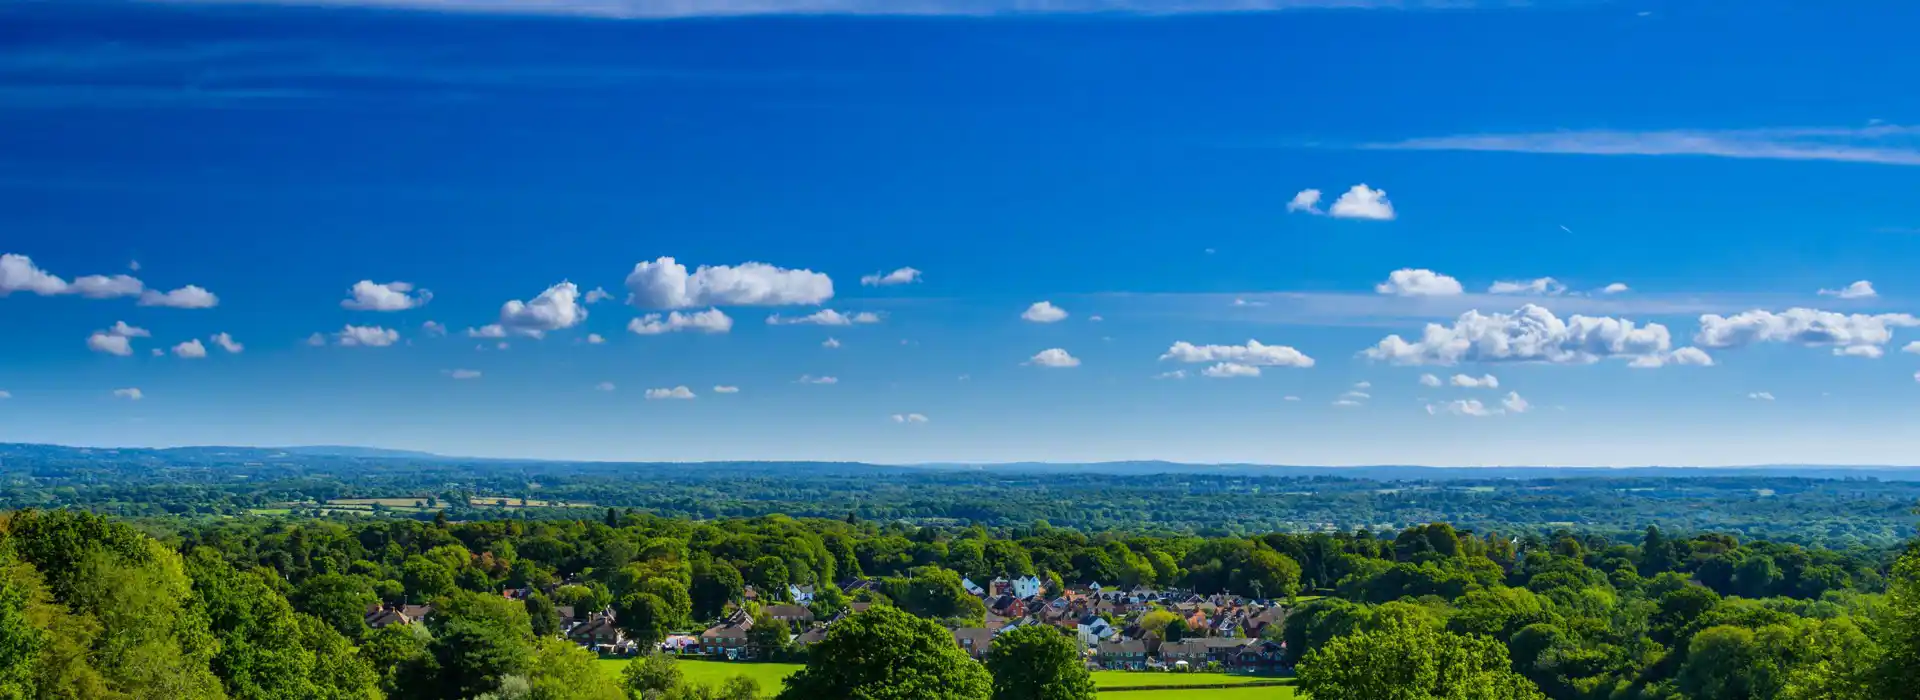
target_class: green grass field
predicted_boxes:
[594,657,1292,697]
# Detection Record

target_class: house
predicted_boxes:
[1011,576,1043,599]
[762,604,815,625]
[1157,639,1209,666]
[701,619,754,660]
[839,578,877,595]
[364,603,432,629]
[568,617,624,650]
[788,584,816,605]
[1097,640,1149,670]
[1229,640,1285,672]
[988,594,1026,618]
[952,627,993,660]
[1245,607,1288,639]
[1076,613,1116,646]
[793,625,829,646]
[961,577,986,597]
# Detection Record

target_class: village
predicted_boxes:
[365,574,1298,679]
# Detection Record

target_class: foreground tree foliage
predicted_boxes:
[984,624,1095,700]
[777,605,991,700]
[1299,617,1545,700]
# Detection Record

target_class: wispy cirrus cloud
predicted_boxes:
[150,0,1545,19]
[1366,125,1920,166]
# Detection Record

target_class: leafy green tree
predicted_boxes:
[292,573,378,639]
[1677,624,1796,700]
[524,637,625,700]
[1298,618,1545,700]
[777,606,991,700]
[186,547,381,699]
[984,625,1093,700]
[1873,544,1920,700]
[428,591,536,699]
[748,610,789,660]
[691,561,745,621]
[622,653,684,698]
[358,621,435,698]
[616,593,673,650]
[525,594,561,638]
[402,556,457,604]
[714,675,762,700]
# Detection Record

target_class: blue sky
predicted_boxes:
[4,0,1920,466]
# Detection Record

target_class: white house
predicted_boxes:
[788,584,815,605]
[961,577,985,597]
[1076,613,1116,646]
[1012,575,1042,599]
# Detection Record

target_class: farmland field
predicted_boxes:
[1110,685,1298,698]
[1090,671,1283,688]
[594,658,1292,697]
[595,658,799,693]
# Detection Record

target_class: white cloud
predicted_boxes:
[1154,370,1189,380]
[1904,341,1920,355]
[1430,399,1495,417]
[713,385,740,393]
[1232,298,1267,307]
[625,256,833,308]
[171,339,208,359]
[1333,399,1364,408]
[1628,347,1716,368]
[1368,125,1920,167]
[890,413,930,424]
[1329,184,1396,220]
[0,391,9,399]
[1451,374,1499,388]
[645,386,696,400]
[584,287,614,304]
[467,325,508,338]
[1375,268,1463,297]
[822,337,841,349]
[1027,348,1080,368]
[488,281,587,337]
[1159,340,1315,368]
[1021,301,1069,323]
[70,274,144,299]
[342,280,431,311]
[1817,280,1877,299]
[1341,391,1371,400]
[306,333,327,347]
[1601,283,1630,294]
[629,308,734,335]
[138,285,218,308]
[447,369,482,379]
[1364,304,1680,366]
[1285,189,1323,215]
[336,325,400,347]
[86,321,149,356]
[0,254,70,295]
[1488,277,1567,296]
[1748,392,1775,401]
[1419,373,1441,387]
[766,309,880,326]
[1501,391,1531,413]
[586,333,606,344]
[1695,308,1919,358]
[210,333,243,353]
[128,260,139,271]
[1202,362,1261,378]
[422,320,447,336]
[861,267,922,286]
[797,375,838,384]
[112,388,143,400]
[1353,381,1371,389]
[595,381,616,392]
[1283,395,1300,401]
[1088,315,1104,322]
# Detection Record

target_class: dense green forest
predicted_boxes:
[2,443,1915,547]
[1,498,1916,699]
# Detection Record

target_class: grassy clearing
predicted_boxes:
[1090,671,1282,688]
[595,658,799,695]
[1109,685,1298,698]
[469,496,594,508]
[593,658,1289,697]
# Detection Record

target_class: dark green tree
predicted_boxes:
[984,625,1094,700]
[777,606,991,700]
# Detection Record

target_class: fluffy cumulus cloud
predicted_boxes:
[447,369,482,379]
[468,282,587,339]
[645,386,697,400]
[1286,189,1323,215]
[1160,340,1315,368]
[1419,374,1442,387]
[210,333,243,353]
[1027,348,1080,368]
[1201,362,1261,378]
[336,325,400,347]
[138,285,218,308]
[342,280,431,311]
[629,308,734,335]
[625,256,833,309]
[584,287,614,304]
[1451,374,1499,388]
[112,388,143,401]
[861,267,922,286]
[86,321,150,356]
[1817,281,1877,299]
[713,385,740,393]
[70,274,144,299]
[1695,308,1920,358]
[1375,269,1463,297]
[766,309,881,326]
[1906,341,1920,355]
[890,413,930,423]
[822,337,841,349]
[422,321,447,336]
[797,375,838,384]
[586,333,605,344]
[1021,301,1068,323]
[171,339,208,359]
[1365,305,1705,367]
[595,381,616,392]
[0,254,70,295]
[1329,184,1396,220]
[1602,283,1630,294]
[1428,392,1531,417]
[1489,277,1568,296]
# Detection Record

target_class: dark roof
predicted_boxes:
[952,627,993,650]
[1099,640,1148,654]
[763,604,814,621]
